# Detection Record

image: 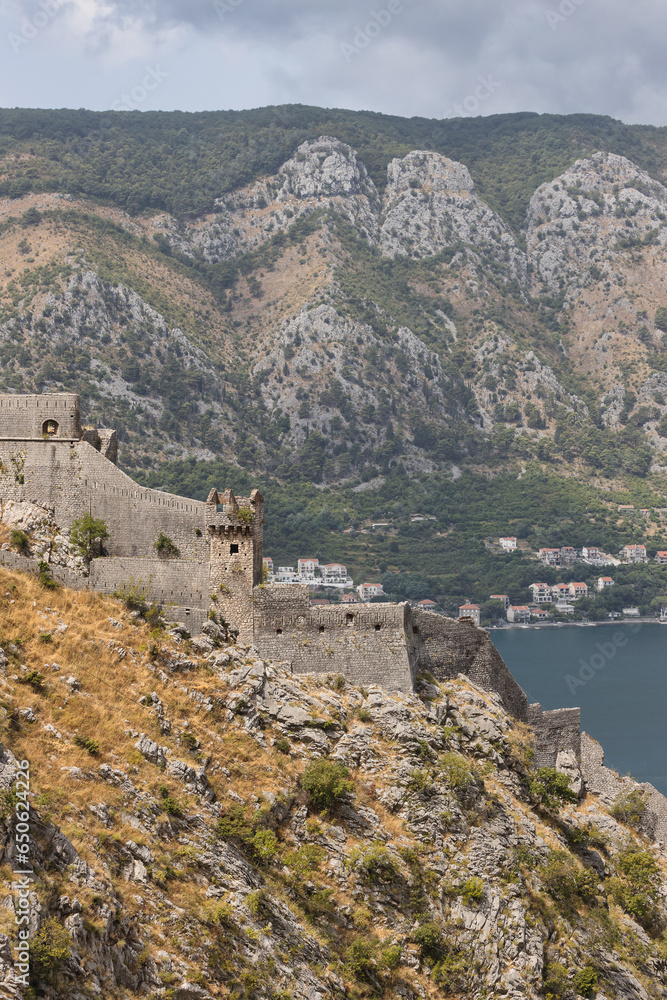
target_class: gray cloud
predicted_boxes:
[1,0,666,123]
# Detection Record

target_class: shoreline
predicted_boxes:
[489,617,663,631]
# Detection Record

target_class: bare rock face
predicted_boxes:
[527,152,667,296]
[277,136,380,205]
[210,136,381,251]
[380,150,528,287]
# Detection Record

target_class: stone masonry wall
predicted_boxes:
[581,731,667,843]
[253,586,414,692]
[0,393,82,440]
[89,558,209,609]
[209,526,256,644]
[526,704,582,767]
[0,440,210,561]
[408,609,529,718]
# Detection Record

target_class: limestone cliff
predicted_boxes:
[0,565,665,999]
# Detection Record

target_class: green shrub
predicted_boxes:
[274,737,290,754]
[113,578,150,612]
[378,943,402,972]
[345,937,376,979]
[573,966,598,998]
[542,960,569,999]
[413,921,443,964]
[70,514,109,561]
[30,917,71,986]
[23,669,45,690]
[609,788,648,828]
[154,533,180,559]
[539,850,598,906]
[158,785,183,818]
[300,759,354,811]
[432,950,469,992]
[37,561,58,590]
[10,528,29,554]
[216,805,279,863]
[74,735,100,756]
[459,876,484,905]
[529,767,578,810]
[356,707,372,722]
[655,306,667,332]
[284,845,325,881]
[608,846,662,930]
[406,767,436,796]
[355,843,399,885]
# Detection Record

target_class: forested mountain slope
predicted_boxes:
[3,106,667,486]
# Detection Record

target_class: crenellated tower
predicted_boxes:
[206,487,264,642]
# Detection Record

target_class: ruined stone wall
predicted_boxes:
[526,704,582,767]
[581,732,667,843]
[0,393,82,440]
[252,587,414,691]
[408,609,528,718]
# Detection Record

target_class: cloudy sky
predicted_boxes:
[0,0,665,124]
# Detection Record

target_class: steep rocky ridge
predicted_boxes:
[4,128,667,482]
[0,564,666,998]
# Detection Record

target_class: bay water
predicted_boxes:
[491,623,667,796]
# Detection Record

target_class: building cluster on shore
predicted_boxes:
[263,556,387,606]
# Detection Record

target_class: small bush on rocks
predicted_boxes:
[10,529,29,554]
[573,966,599,998]
[301,759,354,811]
[529,767,578,810]
[609,788,648,828]
[30,917,71,987]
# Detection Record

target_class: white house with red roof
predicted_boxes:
[539,548,561,565]
[621,544,647,563]
[551,583,571,601]
[655,552,667,565]
[490,594,510,610]
[569,582,589,600]
[298,558,320,580]
[417,599,438,611]
[530,583,552,604]
[507,605,530,623]
[597,576,614,591]
[458,603,481,626]
[357,582,384,602]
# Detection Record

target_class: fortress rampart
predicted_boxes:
[2,394,667,836]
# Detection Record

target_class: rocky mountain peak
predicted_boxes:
[380,149,527,286]
[527,151,667,294]
[384,149,476,197]
[277,135,380,204]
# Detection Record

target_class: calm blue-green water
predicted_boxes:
[491,624,667,795]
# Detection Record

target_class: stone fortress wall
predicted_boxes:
[1,394,665,837]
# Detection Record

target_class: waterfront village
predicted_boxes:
[264,515,667,627]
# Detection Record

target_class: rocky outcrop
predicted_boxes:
[380,150,528,287]
[527,151,667,296]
